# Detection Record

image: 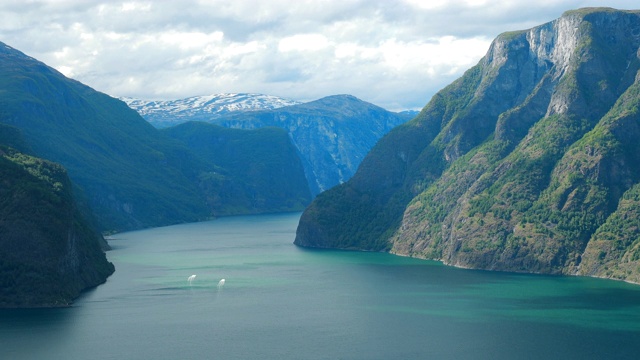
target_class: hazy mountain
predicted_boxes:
[211,95,414,195]
[398,110,420,118]
[295,8,640,284]
[121,93,302,128]
[0,146,114,307]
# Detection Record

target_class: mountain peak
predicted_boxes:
[561,6,637,18]
[290,94,392,115]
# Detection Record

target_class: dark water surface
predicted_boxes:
[2,212,640,359]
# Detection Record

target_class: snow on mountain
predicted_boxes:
[120,93,302,128]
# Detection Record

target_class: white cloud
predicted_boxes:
[120,1,151,12]
[0,0,637,111]
[403,0,449,10]
[159,30,224,50]
[279,34,331,52]
[378,36,490,74]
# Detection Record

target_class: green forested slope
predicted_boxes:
[0,42,209,232]
[163,122,311,215]
[0,147,114,307]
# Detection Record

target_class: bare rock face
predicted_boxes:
[296,8,640,284]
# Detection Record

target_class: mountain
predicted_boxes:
[210,95,414,195]
[0,42,212,232]
[0,146,114,307]
[121,93,302,128]
[163,122,312,215]
[0,42,313,233]
[295,8,640,284]
[123,93,412,196]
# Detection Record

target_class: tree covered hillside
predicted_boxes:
[0,146,114,307]
[0,42,314,233]
[163,122,311,216]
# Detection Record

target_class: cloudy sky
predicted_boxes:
[1,1,637,110]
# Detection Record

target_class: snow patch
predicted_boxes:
[121,93,302,127]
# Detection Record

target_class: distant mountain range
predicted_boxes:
[295,7,640,284]
[121,93,302,128]
[209,95,414,195]
[124,94,414,195]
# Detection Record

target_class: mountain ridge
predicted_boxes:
[162,122,312,216]
[0,40,218,231]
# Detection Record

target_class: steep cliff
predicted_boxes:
[295,8,640,283]
[0,147,114,307]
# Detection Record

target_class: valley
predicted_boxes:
[2,6,640,311]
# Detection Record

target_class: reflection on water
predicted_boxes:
[2,212,640,360]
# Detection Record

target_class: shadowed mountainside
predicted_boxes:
[163,122,311,216]
[0,42,313,232]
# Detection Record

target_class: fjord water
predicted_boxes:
[2,213,640,359]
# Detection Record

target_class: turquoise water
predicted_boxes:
[2,212,640,359]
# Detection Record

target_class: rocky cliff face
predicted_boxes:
[295,8,640,284]
[212,95,412,195]
[0,148,114,307]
